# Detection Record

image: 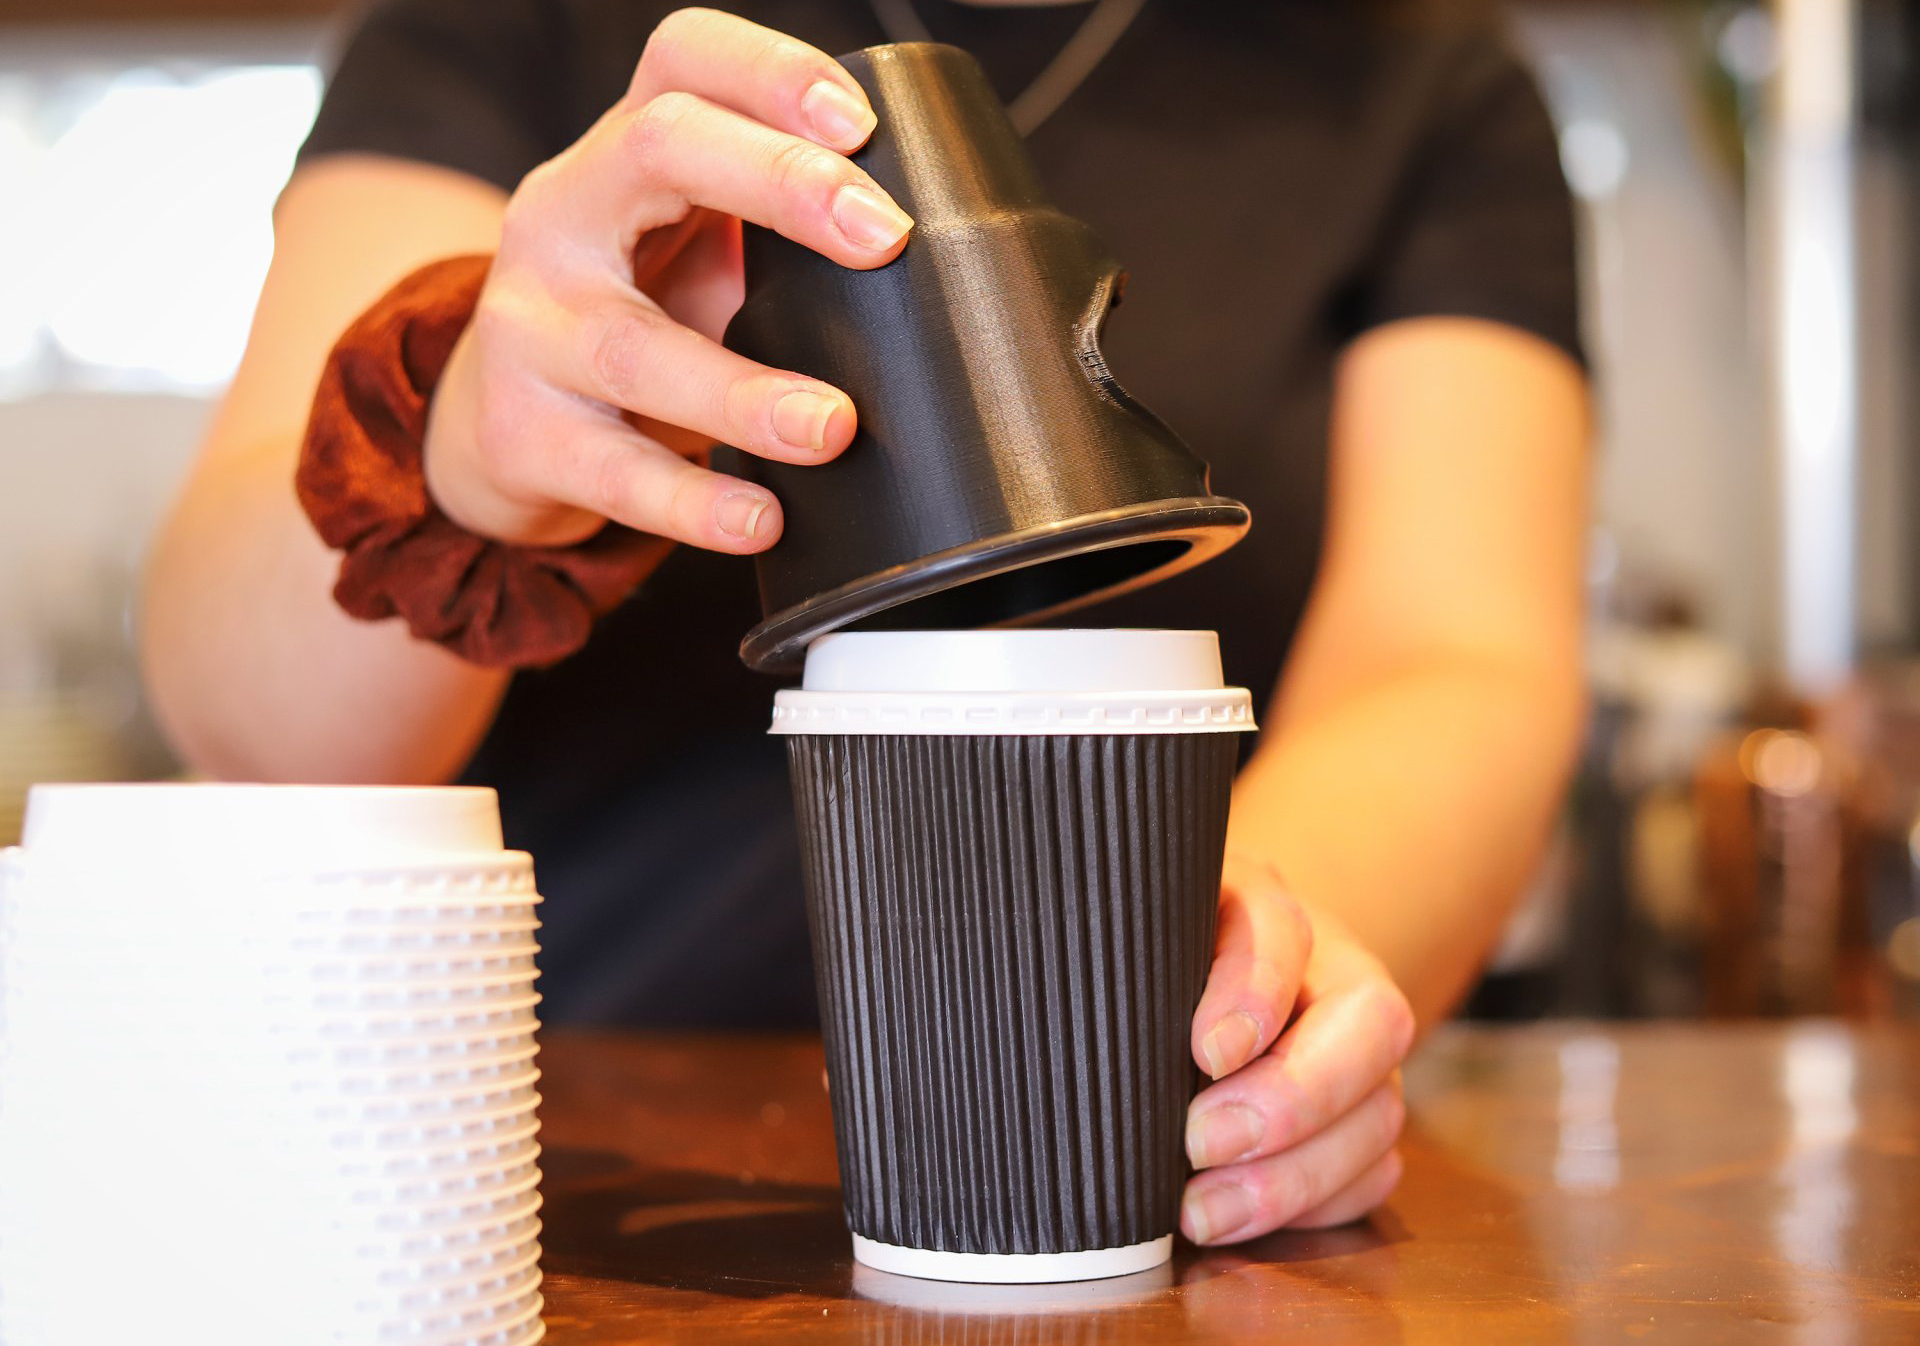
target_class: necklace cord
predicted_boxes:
[867,0,1145,135]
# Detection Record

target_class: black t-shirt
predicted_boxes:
[299,0,1581,1027]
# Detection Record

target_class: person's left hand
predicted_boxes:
[1180,854,1416,1244]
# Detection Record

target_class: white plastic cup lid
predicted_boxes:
[800,629,1226,693]
[771,630,1258,737]
[17,784,507,871]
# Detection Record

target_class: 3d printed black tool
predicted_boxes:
[724,42,1250,673]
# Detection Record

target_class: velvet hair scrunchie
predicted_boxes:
[295,254,670,669]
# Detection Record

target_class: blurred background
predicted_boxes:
[2,0,1917,1022]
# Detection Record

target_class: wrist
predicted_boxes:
[297,253,670,669]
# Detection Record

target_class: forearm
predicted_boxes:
[140,23,917,781]
[137,160,533,784]
[141,433,509,784]
[1226,654,1584,1027]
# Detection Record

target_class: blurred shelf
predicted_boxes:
[2,0,1664,24]
[3,0,340,22]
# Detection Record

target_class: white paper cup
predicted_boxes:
[332,1132,542,1182]
[369,1222,546,1282]
[351,1096,549,1151]
[348,1190,545,1250]
[407,1290,546,1346]
[16,783,505,864]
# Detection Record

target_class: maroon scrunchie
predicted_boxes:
[295,254,670,669]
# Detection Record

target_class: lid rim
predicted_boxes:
[740,497,1250,673]
[771,688,1257,737]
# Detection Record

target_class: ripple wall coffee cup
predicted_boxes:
[724,44,1250,672]
[772,630,1255,1283]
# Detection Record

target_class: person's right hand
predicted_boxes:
[422,8,914,553]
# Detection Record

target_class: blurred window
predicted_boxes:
[0,31,322,398]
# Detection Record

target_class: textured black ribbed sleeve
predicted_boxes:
[296,0,569,193]
[1348,37,1585,366]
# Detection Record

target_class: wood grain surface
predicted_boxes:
[535,1024,1920,1344]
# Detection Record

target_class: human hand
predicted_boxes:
[422,8,913,551]
[1180,854,1416,1243]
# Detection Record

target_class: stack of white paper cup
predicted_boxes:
[0,784,545,1346]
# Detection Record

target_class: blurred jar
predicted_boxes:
[1821,662,1920,1019]
[1570,612,1749,1017]
[1694,718,1858,1016]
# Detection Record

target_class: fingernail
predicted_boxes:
[772,389,842,453]
[715,491,773,542]
[1200,1010,1262,1080]
[833,184,913,252]
[1187,1103,1265,1169]
[803,80,875,150]
[1183,1183,1255,1246]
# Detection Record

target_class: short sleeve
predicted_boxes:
[1348,38,1584,365]
[297,0,568,193]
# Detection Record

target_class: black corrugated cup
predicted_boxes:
[772,630,1256,1283]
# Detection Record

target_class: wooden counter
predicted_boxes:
[534,1023,1920,1343]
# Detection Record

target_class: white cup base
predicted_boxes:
[850,1233,1173,1284]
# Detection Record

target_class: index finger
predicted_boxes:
[1190,861,1312,1080]
[631,8,876,153]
